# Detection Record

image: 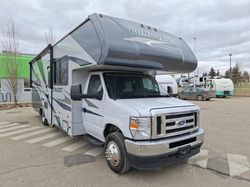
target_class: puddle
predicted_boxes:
[64,153,96,167]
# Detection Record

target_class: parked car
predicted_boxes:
[177,87,215,101]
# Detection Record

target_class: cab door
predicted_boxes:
[82,74,104,140]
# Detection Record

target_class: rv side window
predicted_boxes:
[24,79,31,91]
[54,59,68,86]
[87,75,103,100]
[24,79,30,88]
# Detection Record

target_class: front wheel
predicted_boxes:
[41,113,48,126]
[105,132,131,174]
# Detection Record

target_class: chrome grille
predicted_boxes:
[152,111,199,139]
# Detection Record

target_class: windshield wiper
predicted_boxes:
[145,94,169,98]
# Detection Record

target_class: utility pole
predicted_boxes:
[194,37,198,76]
[229,53,232,79]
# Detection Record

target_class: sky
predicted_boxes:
[0,0,250,75]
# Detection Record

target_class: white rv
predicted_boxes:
[30,13,204,174]
[155,74,178,97]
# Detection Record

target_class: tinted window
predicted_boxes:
[103,73,167,99]
[54,58,68,85]
[87,75,103,99]
[183,89,190,93]
[195,88,203,92]
[142,77,159,92]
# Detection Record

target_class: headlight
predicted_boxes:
[129,117,151,139]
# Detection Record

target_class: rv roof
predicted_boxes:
[32,13,197,73]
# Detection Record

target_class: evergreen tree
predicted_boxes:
[208,67,216,78]
[216,70,220,76]
[202,72,208,77]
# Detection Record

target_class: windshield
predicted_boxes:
[103,73,169,99]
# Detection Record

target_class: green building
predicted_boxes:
[0,53,35,102]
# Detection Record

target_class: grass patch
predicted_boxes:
[234,83,250,96]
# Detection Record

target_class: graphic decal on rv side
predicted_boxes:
[32,81,55,113]
[124,37,180,52]
[83,98,98,108]
[54,98,71,111]
[31,66,42,87]
[82,108,103,117]
[55,94,72,105]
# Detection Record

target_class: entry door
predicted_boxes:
[82,74,104,140]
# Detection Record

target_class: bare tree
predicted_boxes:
[1,21,21,106]
[44,27,56,45]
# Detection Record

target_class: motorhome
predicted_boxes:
[30,13,204,174]
[155,74,178,97]
[204,78,234,97]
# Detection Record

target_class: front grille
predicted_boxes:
[153,111,199,138]
[166,125,193,134]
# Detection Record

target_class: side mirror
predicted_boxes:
[70,84,83,101]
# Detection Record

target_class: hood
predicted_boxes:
[115,97,196,116]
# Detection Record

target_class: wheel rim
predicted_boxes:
[105,141,120,167]
[198,96,203,100]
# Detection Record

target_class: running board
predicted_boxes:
[83,135,104,147]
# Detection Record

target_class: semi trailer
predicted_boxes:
[30,13,204,174]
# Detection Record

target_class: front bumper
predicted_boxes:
[125,128,204,169]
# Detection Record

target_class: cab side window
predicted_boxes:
[87,75,103,100]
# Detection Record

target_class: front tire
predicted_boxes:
[105,132,131,174]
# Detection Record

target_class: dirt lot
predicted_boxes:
[235,83,250,96]
[0,97,249,187]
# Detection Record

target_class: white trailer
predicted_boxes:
[205,78,234,97]
[155,74,178,97]
[30,13,204,173]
